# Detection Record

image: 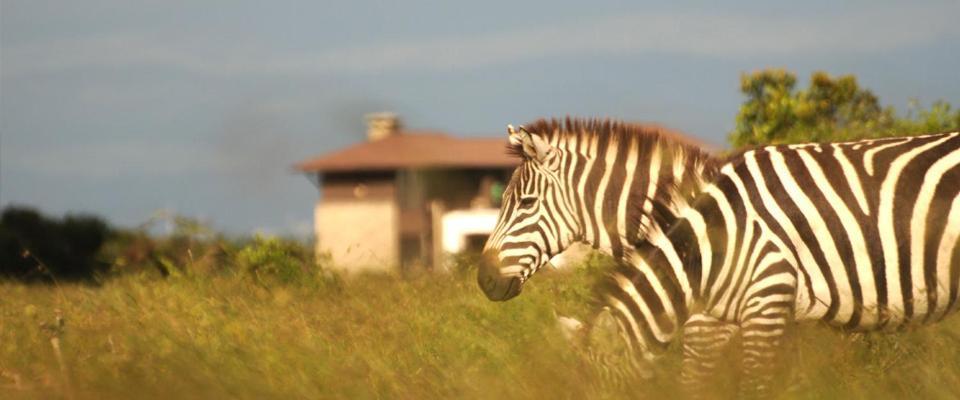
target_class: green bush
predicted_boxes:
[235,235,338,288]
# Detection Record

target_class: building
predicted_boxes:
[294,113,518,273]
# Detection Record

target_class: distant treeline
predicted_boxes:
[0,206,110,282]
[0,206,333,287]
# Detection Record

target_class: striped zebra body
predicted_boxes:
[753,133,960,328]
[603,131,960,395]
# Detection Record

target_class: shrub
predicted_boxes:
[0,206,110,282]
[98,213,242,279]
[235,235,337,288]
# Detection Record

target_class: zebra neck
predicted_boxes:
[624,154,716,253]
[601,194,713,358]
[553,129,717,264]
[604,234,694,357]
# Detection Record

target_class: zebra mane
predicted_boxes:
[510,117,710,160]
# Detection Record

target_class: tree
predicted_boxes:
[730,69,959,147]
[897,100,960,134]
[731,69,801,147]
[0,206,110,282]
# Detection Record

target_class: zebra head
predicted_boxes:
[479,125,582,301]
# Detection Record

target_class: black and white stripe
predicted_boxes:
[602,131,960,396]
[478,118,716,301]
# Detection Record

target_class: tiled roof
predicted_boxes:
[294,131,518,172]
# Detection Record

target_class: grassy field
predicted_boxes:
[3,264,960,399]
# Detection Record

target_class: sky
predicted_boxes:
[2,0,959,235]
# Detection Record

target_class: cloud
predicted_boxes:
[3,3,958,78]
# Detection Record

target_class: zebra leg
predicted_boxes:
[680,313,739,399]
[738,291,794,398]
[583,306,653,388]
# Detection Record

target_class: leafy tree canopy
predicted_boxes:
[730,69,960,147]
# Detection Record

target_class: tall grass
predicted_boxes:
[3,265,960,399]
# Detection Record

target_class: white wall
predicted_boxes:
[315,198,398,273]
[439,208,500,254]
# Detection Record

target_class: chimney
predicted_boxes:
[365,112,401,142]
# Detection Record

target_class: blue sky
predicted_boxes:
[2,0,959,235]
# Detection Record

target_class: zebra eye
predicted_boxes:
[518,196,537,208]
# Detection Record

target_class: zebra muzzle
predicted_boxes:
[478,252,523,301]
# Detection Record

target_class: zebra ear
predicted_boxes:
[507,124,522,146]
[517,126,554,163]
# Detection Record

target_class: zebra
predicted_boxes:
[482,124,960,396]
[599,131,960,396]
[478,117,721,391]
[478,117,718,301]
